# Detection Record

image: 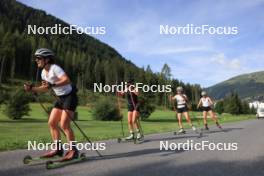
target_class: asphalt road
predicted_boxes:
[1,119,264,176]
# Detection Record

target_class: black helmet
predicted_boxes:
[34,48,54,58]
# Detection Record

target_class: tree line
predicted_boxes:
[0,0,202,108]
[214,92,256,115]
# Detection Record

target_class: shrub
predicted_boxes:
[92,97,122,121]
[3,89,31,119]
[0,88,8,105]
[215,100,224,115]
[138,95,155,120]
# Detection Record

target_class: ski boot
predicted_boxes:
[125,132,134,140]
[204,124,209,130]
[174,128,186,135]
[216,122,223,130]
[192,125,197,131]
[60,147,79,162]
[41,141,64,158]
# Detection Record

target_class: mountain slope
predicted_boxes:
[0,0,203,105]
[206,71,264,100]
[0,0,139,87]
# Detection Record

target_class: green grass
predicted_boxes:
[0,103,255,151]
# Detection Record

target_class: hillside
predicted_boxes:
[0,0,203,105]
[206,71,264,100]
[0,0,139,88]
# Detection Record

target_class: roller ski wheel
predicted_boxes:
[23,155,32,164]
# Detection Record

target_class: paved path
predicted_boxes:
[1,119,264,176]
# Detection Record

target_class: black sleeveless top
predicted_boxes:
[127,91,138,106]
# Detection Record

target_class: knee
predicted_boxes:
[48,120,57,129]
[60,121,69,130]
[132,118,137,124]
[128,119,133,125]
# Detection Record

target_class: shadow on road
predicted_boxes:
[201,127,243,135]
[102,156,264,176]
[87,147,186,163]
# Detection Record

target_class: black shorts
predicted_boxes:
[177,107,188,113]
[128,104,140,112]
[54,91,78,112]
[202,106,212,112]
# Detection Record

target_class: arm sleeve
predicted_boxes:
[53,65,65,78]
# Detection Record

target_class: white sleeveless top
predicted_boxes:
[174,94,187,108]
[201,97,211,107]
[41,64,72,96]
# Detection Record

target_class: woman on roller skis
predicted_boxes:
[197,91,222,130]
[170,86,197,134]
[24,48,79,161]
[117,80,142,140]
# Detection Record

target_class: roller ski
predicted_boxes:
[23,149,64,164]
[174,126,202,138]
[117,132,136,143]
[117,131,144,144]
[46,153,87,169]
[173,128,186,135]
[135,131,144,144]
[203,122,224,133]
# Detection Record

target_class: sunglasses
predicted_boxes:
[34,57,44,61]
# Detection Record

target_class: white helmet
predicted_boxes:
[201,91,207,96]
[34,48,54,58]
[176,86,183,92]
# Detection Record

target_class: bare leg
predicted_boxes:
[43,108,63,157]
[60,110,75,142]
[127,111,133,132]
[183,112,193,126]
[203,111,208,125]
[48,108,62,141]
[177,113,183,129]
[132,110,139,130]
[209,110,218,123]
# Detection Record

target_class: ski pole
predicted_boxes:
[170,94,180,129]
[31,67,66,136]
[50,90,103,157]
[116,80,124,137]
[189,104,203,137]
[137,116,144,138]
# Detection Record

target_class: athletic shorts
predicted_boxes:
[177,106,188,113]
[202,106,212,112]
[54,91,78,112]
[127,104,140,112]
